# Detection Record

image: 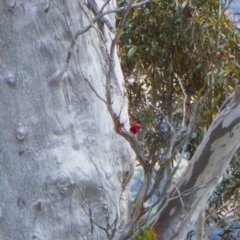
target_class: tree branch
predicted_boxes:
[176,76,187,131]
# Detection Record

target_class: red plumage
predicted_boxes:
[130,124,142,135]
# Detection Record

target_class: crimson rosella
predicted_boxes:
[130,124,142,135]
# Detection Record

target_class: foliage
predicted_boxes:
[119,0,240,148]
[204,152,240,238]
[134,227,157,240]
[118,0,240,239]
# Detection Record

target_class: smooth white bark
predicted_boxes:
[0,1,134,239]
[196,208,205,240]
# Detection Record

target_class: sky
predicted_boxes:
[224,0,240,27]
[229,0,240,13]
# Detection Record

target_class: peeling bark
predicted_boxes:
[154,99,240,239]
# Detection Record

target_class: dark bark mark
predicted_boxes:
[6,0,17,10]
[45,0,51,13]
[181,114,240,194]
[155,112,240,237]
[17,197,26,209]
[5,74,16,86]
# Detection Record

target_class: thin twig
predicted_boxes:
[146,182,208,227]
[174,183,185,208]
[62,0,152,76]
[174,98,202,156]
[83,74,107,104]
[177,77,187,131]
[110,0,135,57]
[204,206,240,239]
[168,185,207,202]
[99,0,111,13]
[81,2,105,40]
[149,103,175,133]
[75,0,152,40]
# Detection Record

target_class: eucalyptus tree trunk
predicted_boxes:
[0,1,134,239]
[154,96,240,239]
[3,1,240,240]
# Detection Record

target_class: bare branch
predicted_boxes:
[110,0,135,57]
[173,98,203,156]
[119,129,149,167]
[147,181,209,228]
[162,134,178,164]
[95,0,153,16]
[82,74,107,104]
[119,170,151,240]
[204,206,240,239]
[61,0,153,74]
[81,1,106,40]
[75,0,152,41]
[145,165,165,201]
[176,76,187,131]
[174,183,185,208]
[99,0,111,13]
[148,103,175,133]
[168,182,211,203]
